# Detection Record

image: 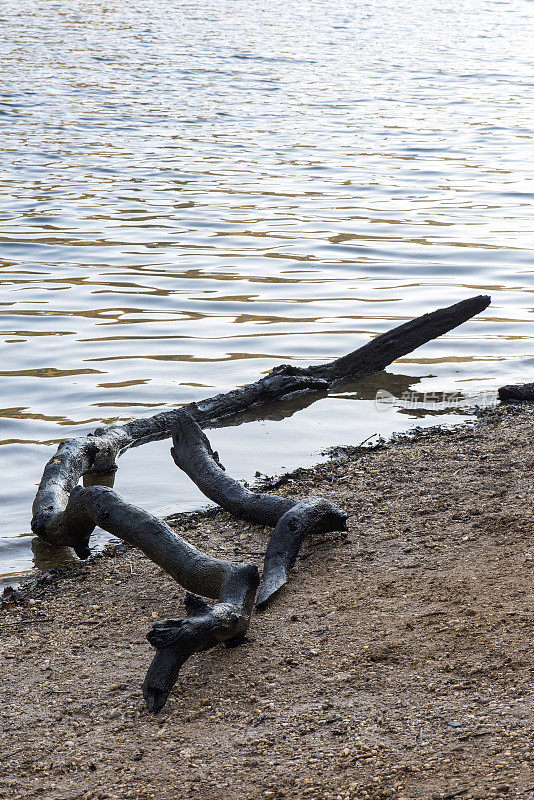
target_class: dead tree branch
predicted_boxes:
[32,295,490,547]
[28,295,491,713]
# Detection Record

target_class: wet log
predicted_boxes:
[498,382,534,402]
[32,295,490,547]
[170,411,348,607]
[27,295,491,714]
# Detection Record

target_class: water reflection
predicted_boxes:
[1,0,533,584]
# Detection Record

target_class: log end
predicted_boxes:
[498,382,534,402]
[256,570,288,610]
[30,510,53,541]
[31,505,92,559]
[142,648,184,714]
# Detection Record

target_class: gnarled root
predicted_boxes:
[170,410,295,526]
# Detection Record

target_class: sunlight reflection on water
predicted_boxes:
[0,0,533,583]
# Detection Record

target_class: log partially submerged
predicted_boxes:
[29,295,491,712]
[498,382,534,402]
[32,294,490,548]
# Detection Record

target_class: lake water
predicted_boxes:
[1,0,533,586]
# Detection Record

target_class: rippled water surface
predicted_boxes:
[1,0,533,584]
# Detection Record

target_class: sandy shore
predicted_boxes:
[1,405,533,800]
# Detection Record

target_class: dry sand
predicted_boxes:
[1,405,533,800]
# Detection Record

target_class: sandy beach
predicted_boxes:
[1,405,533,800]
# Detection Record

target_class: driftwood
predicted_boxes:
[29,295,491,712]
[31,294,490,548]
[498,382,534,402]
[54,485,251,598]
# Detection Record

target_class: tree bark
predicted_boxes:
[57,484,255,598]
[32,295,490,546]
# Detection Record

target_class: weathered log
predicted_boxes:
[27,296,491,713]
[498,382,534,402]
[170,411,348,607]
[31,295,490,546]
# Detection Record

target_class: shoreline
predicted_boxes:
[2,406,485,599]
[1,404,533,800]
